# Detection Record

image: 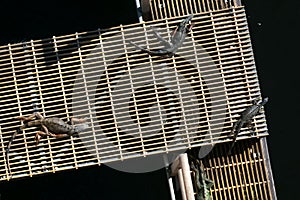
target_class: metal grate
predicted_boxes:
[142,0,242,20]
[144,1,276,199]
[170,139,275,200]
[0,6,268,181]
[200,138,275,200]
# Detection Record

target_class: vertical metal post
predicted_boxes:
[135,0,144,22]
[171,153,195,200]
[164,155,176,200]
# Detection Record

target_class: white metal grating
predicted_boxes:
[169,141,275,200]
[145,1,276,198]
[146,0,242,20]
[200,139,275,200]
[0,6,268,181]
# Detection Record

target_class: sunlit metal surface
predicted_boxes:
[0,2,270,186]
[202,139,276,200]
[144,1,276,199]
[145,0,241,20]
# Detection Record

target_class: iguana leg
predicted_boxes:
[151,27,172,49]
